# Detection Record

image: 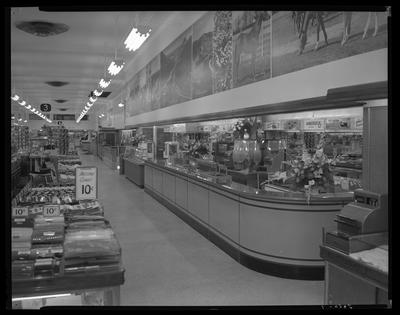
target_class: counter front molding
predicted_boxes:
[144,160,352,280]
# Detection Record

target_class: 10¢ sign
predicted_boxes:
[75,166,98,200]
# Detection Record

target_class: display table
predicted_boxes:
[144,160,353,280]
[124,158,145,188]
[12,269,124,308]
[320,245,389,305]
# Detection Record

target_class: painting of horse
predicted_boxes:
[232,11,271,87]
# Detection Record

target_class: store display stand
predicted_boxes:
[12,269,124,307]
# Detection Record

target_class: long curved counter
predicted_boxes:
[143,160,353,280]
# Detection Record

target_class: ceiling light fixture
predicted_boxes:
[107,59,125,76]
[18,100,26,106]
[24,120,27,123]
[124,26,151,52]
[99,78,111,89]
[26,104,31,109]
[93,89,103,97]
[89,96,97,103]
[11,94,20,101]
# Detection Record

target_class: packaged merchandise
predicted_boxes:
[34,215,65,228]
[31,225,65,244]
[64,228,121,258]
[33,258,62,277]
[12,260,34,279]
[31,244,64,258]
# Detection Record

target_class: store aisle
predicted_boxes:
[78,152,324,306]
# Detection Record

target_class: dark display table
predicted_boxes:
[12,269,125,308]
[124,158,145,188]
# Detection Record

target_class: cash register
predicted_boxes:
[325,189,388,254]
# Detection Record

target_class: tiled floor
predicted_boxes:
[79,152,324,306]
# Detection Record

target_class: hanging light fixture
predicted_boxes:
[26,104,31,109]
[93,89,103,97]
[107,59,125,76]
[89,96,97,103]
[99,78,111,89]
[124,26,151,52]
[11,94,20,101]
[18,100,26,106]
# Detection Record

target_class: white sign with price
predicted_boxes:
[43,205,60,216]
[75,166,98,200]
[12,207,28,217]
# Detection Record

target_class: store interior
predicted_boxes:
[9,7,390,309]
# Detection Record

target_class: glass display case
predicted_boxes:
[151,107,363,196]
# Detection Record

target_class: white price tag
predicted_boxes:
[43,205,60,216]
[75,166,98,200]
[12,207,28,217]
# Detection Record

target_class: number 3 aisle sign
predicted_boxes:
[75,166,98,200]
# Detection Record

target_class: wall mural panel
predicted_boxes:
[211,11,233,93]
[127,73,140,117]
[192,11,215,99]
[121,10,387,126]
[271,11,388,77]
[232,11,271,88]
[149,55,161,111]
[160,26,193,108]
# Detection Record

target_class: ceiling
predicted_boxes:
[10,7,205,120]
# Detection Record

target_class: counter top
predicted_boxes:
[144,159,353,205]
[123,157,145,165]
[320,245,388,291]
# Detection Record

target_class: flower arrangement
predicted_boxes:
[233,117,262,140]
[282,134,338,192]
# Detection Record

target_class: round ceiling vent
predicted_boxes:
[45,81,69,87]
[15,20,69,37]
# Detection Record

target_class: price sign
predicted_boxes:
[75,166,98,200]
[12,207,28,217]
[43,205,60,216]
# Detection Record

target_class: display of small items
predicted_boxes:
[41,125,70,155]
[11,200,122,281]
[11,125,30,155]
[18,186,76,204]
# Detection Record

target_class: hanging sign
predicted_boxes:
[325,117,351,130]
[264,121,282,130]
[40,103,52,112]
[353,116,363,130]
[75,166,98,200]
[303,119,325,131]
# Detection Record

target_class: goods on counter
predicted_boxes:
[12,228,33,250]
[63,227,121,274]
[12,260,35,279]
[34,257,62,277]
[11,199,121,280]
[18,186,76,204]
[31,225,65,244]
